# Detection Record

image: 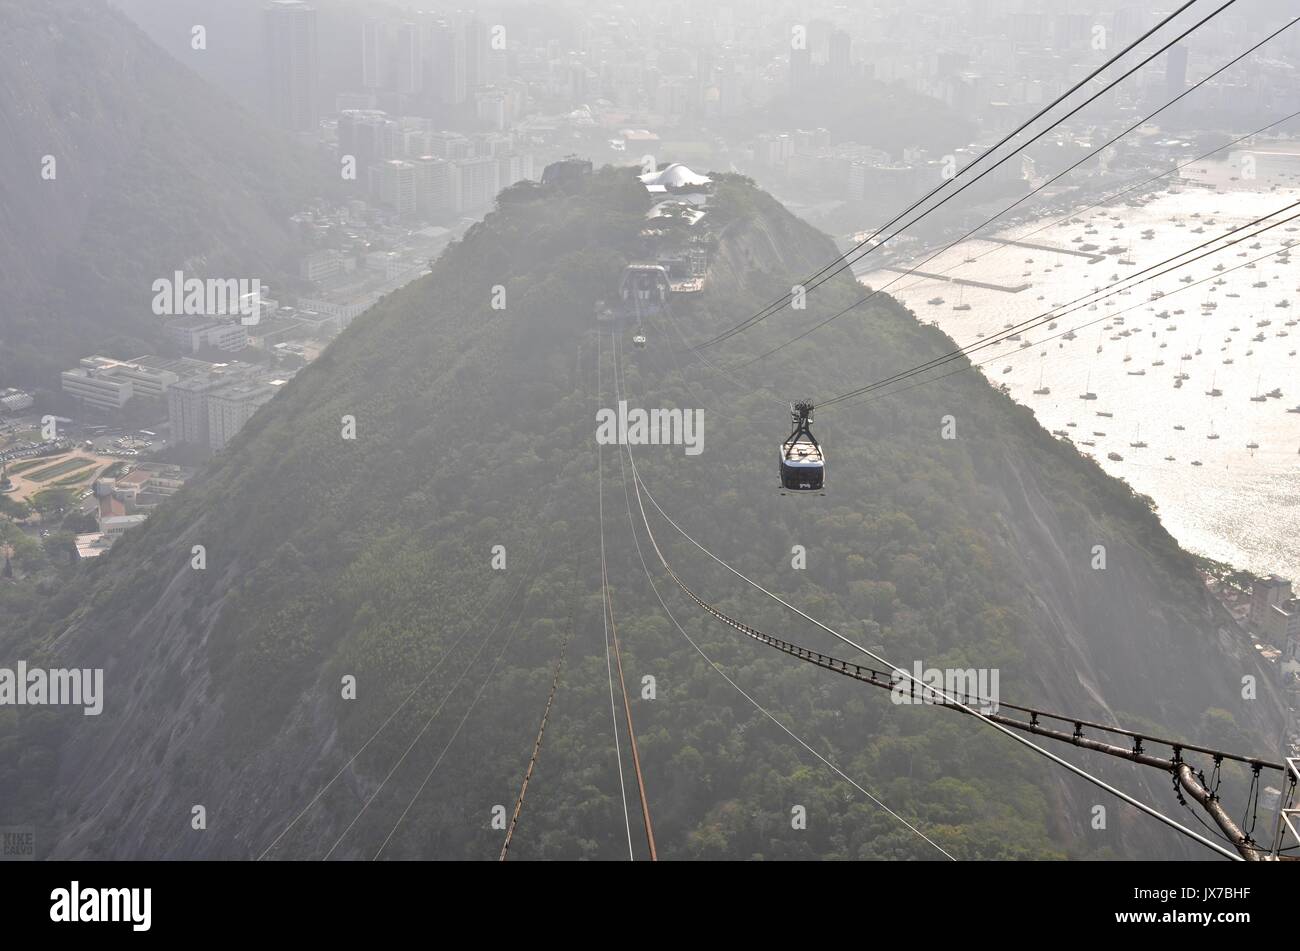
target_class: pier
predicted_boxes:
[876,267,1031,293]
[984,236,1106,263]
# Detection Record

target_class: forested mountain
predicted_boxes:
[0,0,320,384]
[0,168,1283,860]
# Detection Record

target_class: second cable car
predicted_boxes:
[779,400,825,493]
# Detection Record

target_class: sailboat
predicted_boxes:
[1079,370,1098,401]
[1033,362,1050,395]
[1129,423,1147,448]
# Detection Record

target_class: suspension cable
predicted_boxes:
[372,582,535,859]
[605,253,1280,860]
[621,450,1242,859]
[605,583,658,859]
[597,329,636,859]
[320,552,540,860]
[729,13,1299,367]
[499,562,578,861]
[257,543,541,861]
[694,0,1232,352]
[602,334,659,859]
[611,334,957,858]
[828,238,1297,413]
[831,107,1300,316]
[819,203,1300,408]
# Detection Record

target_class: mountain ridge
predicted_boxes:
[0,168,1283,860]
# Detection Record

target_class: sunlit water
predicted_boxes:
[862,169,1300,579]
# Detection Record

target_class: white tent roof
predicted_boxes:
[639,163,712,192]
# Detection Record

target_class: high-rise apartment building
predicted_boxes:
[370,159,419,217]
[413,156,455,216]
[456,156,500,211]
[428,21,467,105]
[361,18,384,89]
[395,22,422,95]
[265,0,319,132]
[338,109,393,173]
[1166,44,1189,99]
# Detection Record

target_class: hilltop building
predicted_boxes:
[638,163,713,194]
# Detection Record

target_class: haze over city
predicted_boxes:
[0,0,1297,930]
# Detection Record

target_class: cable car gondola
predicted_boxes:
[779,401,825,493]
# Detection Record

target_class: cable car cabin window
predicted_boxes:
[779,440,824,490]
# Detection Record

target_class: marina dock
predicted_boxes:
[984,236,1106,263]
[877,267,1031,293]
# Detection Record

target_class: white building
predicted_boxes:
[0,388,35,414]
[414,155,455,216]
[1266,600,1300,647]
[61,356,180,412]
[165,317,249,353]
[638,162,713,194]
[300,249,348,284]
[99,514,147,539]
[497,152,534,189]
[166,362,289,448]
[74,533,111,560]
[370,159,419,217]
[206,380,287,451]
[456,155,500,210]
